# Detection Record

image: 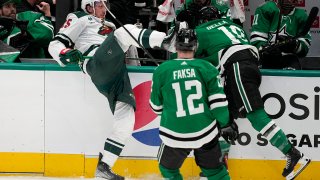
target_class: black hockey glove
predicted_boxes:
[220,121,239,144]
[176,9,196,28]
[259,43,283,69]
[9,33,31,52]
[188,3,202,17]
[0,17,15,40]
[277,35,299,54]
[176,10,193,23]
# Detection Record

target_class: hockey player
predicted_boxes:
[149,28,238,180]
[0,0,53,60]
[250,0,311,69]
[193,6,311,179]
[48,0,187,179]
[176,0,229,28]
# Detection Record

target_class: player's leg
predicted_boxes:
[157,143,191,180]
[96,101,135,179]
[227,55,311,178]
[225,53,292,154]
[194,138,230,180]
[218,138,231,169]
[247,108,311,179]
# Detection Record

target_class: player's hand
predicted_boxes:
[277,35,299,54]
[59,48,84,65]
[220,121,239,143]
[37,2,51,17]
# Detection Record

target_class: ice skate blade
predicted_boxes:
[286,155,311,180]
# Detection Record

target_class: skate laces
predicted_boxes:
[285,154,292,169]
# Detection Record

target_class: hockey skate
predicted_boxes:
[282,147,311,180]
[95,153,124,180]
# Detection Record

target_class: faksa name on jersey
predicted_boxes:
[173,67,196,80]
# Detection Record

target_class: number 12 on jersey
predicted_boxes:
[172,80,204,118]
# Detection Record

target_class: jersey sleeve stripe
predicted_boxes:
[141,29,152,48]
[149,100,163,114]
[54,33,74,48]
[208,94,228,110]
[251,31,268,38]
[210,101,228,110]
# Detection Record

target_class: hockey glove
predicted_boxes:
[188,3,202,17]
[59,48,84,65]
[161,21,188,52]
[220,121,239,144]
[277,35,299,54]
[176,10,194,27]
[0,17,15,40]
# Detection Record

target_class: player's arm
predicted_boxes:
[48,13,85,66]
[114,24,166,53]
[17,11,54,47]
[205,64,238,143]
[295,11,312,57]
[205,65,229,127]
[149,69,163,115]
[250,2,274,49]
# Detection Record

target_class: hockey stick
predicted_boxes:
[275,0,284,43]
[84,56,166,63]
[105,6,159,66]
[260,6,319,54]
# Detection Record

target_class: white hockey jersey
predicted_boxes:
[49,11,116,66]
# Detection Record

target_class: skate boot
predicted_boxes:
[95,153,124,180]
[282,147,311,180]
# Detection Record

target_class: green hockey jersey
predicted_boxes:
[149,58,229,148]
[16,11,54,58]
[250,1,311,57]
[195,19,251,67]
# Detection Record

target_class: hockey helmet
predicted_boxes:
[199,6,221,24]
[176,28,198,51]
[279,0,297,13]
[81,0,109,14]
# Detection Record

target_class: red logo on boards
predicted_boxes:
[312,16,320,28]
[296,0,305,7]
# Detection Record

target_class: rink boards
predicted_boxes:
[0,64,319,179]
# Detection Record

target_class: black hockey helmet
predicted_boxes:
[176,28,198,51]
[199,6,221,24]
[279,0,297,13]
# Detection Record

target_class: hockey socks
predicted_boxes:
[159,164,183,180]
[102,138,125,167]
[246,108,291,154]
[200,165,230,180]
